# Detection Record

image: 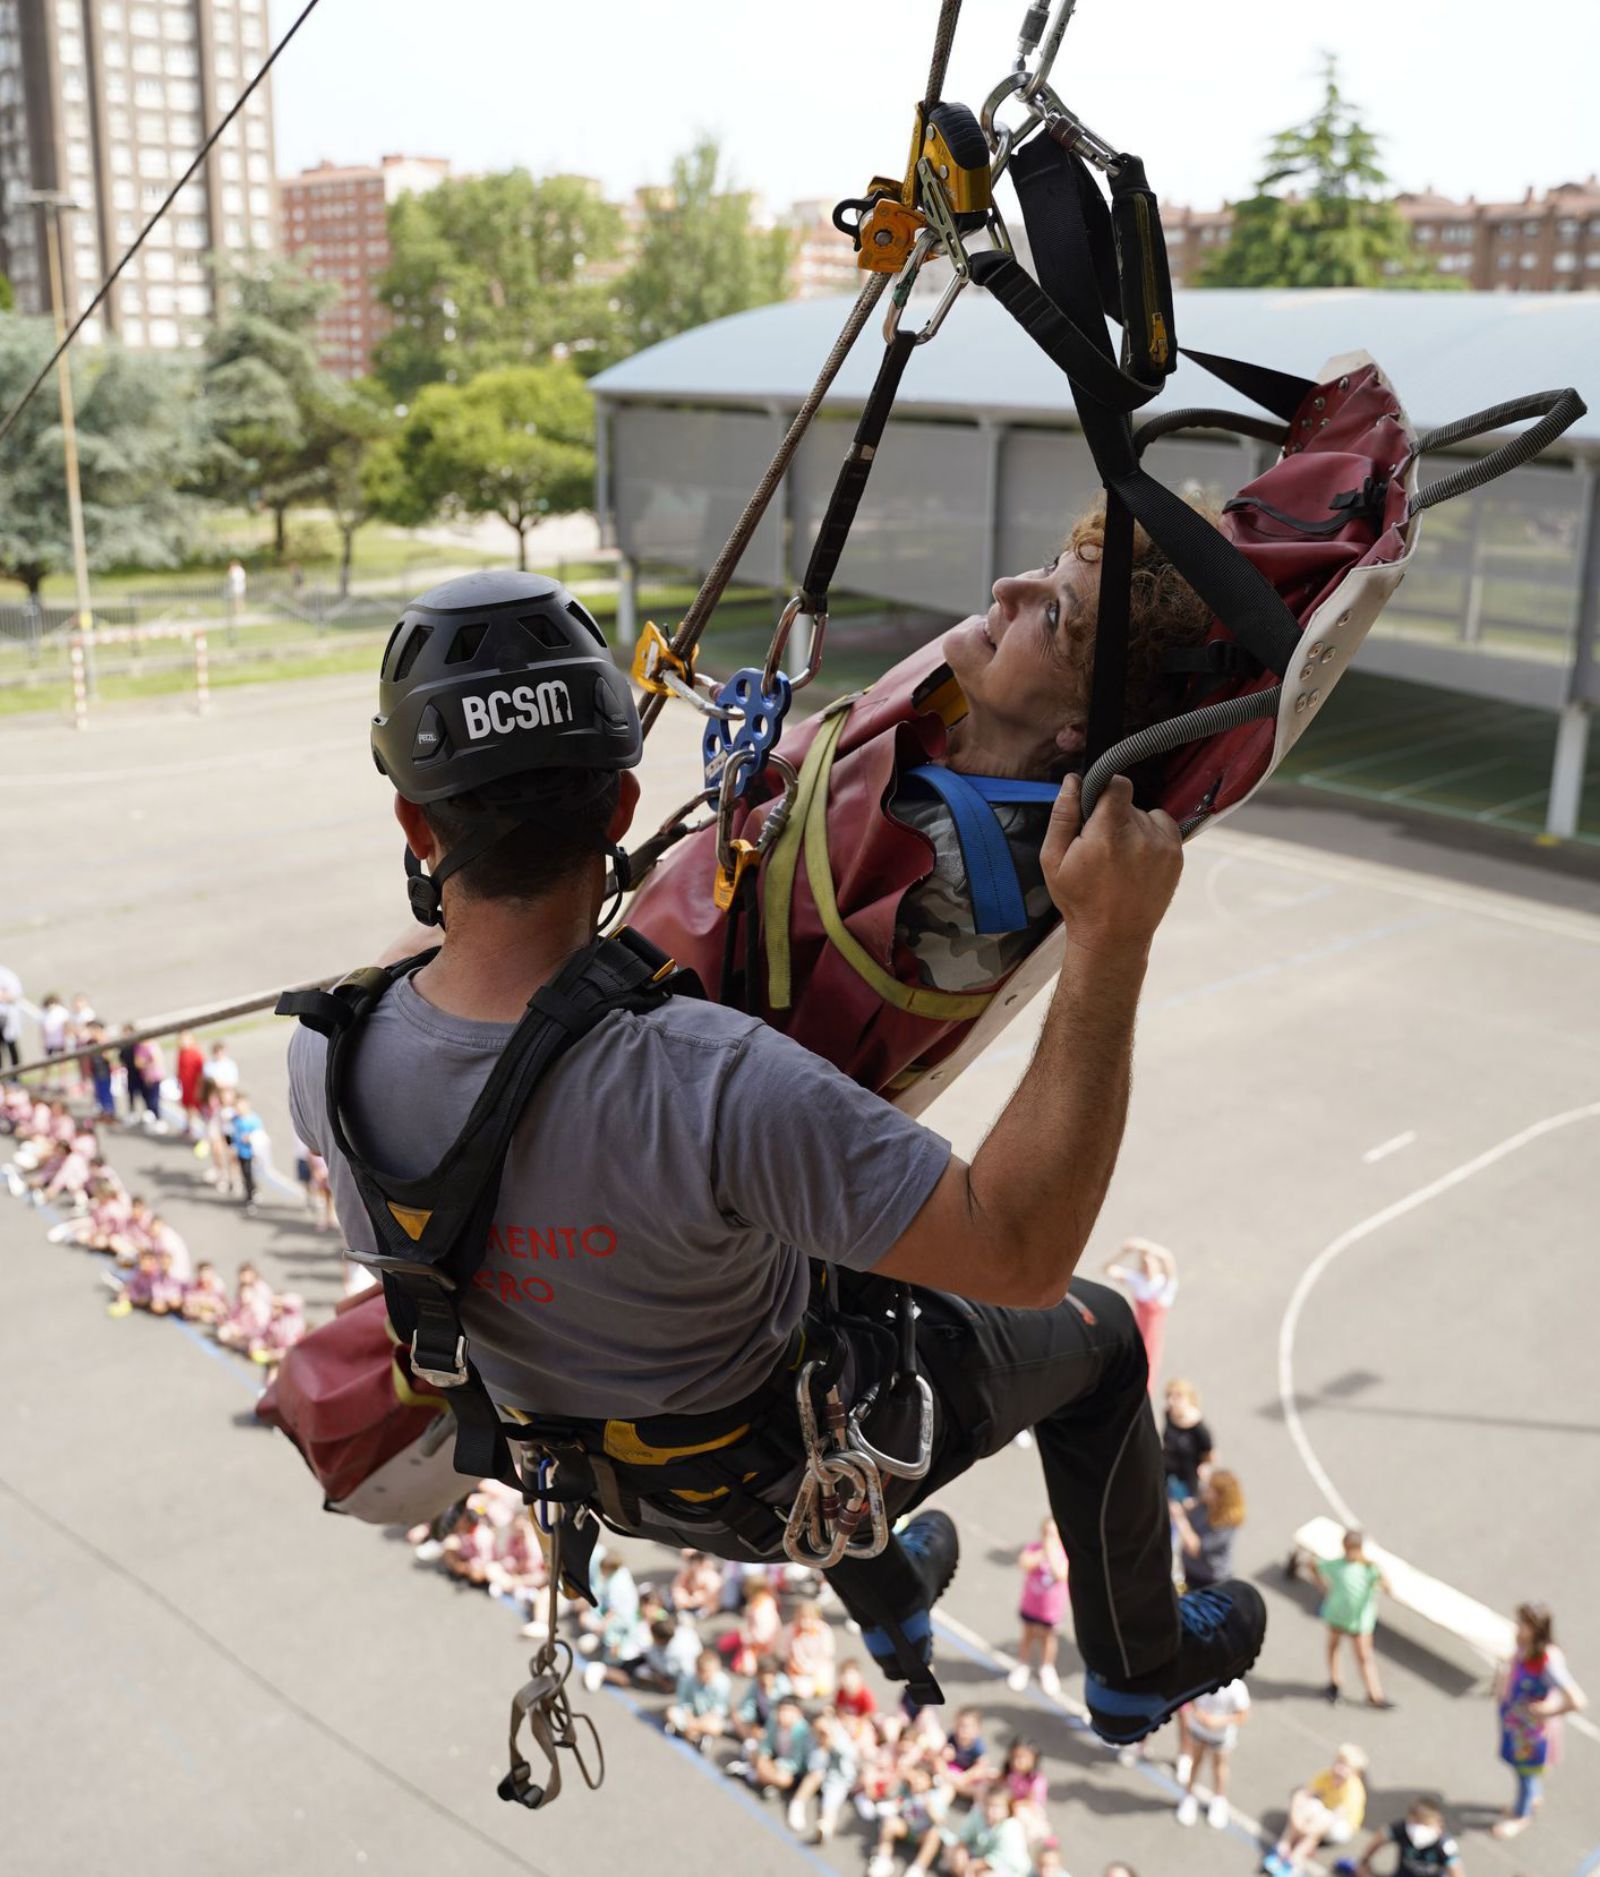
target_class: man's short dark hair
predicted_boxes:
[422,768,621,904]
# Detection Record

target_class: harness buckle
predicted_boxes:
[409,1328,469,1390]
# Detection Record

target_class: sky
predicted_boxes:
[267,0,1598,214]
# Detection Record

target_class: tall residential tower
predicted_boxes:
[0,0,278,348]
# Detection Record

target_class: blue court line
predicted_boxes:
[1573,1844,1600,1876]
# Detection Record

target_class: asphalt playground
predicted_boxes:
[2,667,1599,1877]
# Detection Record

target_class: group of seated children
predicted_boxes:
[1,1084,306,1372]
[401,1509,1070,1875]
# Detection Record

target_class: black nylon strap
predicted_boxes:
[1084,487,1135,764]
[799,329,919,613]
[1006,129,1306,685]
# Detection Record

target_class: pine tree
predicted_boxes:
[1200,55,1456,290]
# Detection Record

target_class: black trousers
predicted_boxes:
[626,1275,1179,1685]
[896,1277,1180,1681]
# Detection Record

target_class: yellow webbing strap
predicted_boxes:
[764,694,995,1024]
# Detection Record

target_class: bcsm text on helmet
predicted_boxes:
[461,681,574,741]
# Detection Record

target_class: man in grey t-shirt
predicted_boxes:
[287,568,1264,1746]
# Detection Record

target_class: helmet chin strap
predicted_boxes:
[404,825,632,932]
[404,813,532,929]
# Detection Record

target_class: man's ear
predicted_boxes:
[394,793,437,864]
[1055,720,1087,758]
[608,771,641,843]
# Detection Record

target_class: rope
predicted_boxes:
[3,975,340,1081]
[1081,686,1282,821]
[639,271,888,738]
[925,0,964,108]
[0,0,326,453]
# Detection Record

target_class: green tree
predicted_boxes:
[0,318,204,596]
[375,363,595,569]
[300,380,396,597]
[373,171,625,400]
[622,136,792,350]
[1200,56,1454,289]
[198,256,341,555]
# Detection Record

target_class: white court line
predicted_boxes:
[1376,754,1521,804]
[1475,787,1552,823]
[1361,1130,1417,1164]
[1297,711,1503,782]
[1278,1101,1600,1745]
[1205,828,1600,948]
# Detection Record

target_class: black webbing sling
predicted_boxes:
[277,927,699,1484]
[969,127,1312,770]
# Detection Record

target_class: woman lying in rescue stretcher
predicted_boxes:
[627,499,1218,1092]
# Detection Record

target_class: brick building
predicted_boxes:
[279,153,447,378]
[1161,178,1600,291]
[0,0,278,348]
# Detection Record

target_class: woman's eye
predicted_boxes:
[1045,601,1060,632]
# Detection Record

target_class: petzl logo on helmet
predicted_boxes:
[461,682,573,742]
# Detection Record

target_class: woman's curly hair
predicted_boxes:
[1063,496,1221,732]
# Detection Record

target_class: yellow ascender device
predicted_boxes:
[835,100,995,274]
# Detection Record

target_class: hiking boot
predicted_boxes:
[861,1509,958,1692]
[1083,1579,1266,1746]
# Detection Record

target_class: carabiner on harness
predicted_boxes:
[712,752,799,913]
[500,1474,605,1812]
[783,1360,891,1569]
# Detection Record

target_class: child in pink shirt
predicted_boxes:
[250,1292,307,1370]
[784,1600,837,1700]
[217,1263,274,1349]
[182,1261,229,1325]
[1007,1516,1069,1696]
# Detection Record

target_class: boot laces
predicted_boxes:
[1178,1586,1233,1640]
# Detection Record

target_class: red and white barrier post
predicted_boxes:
[68,631,88,731]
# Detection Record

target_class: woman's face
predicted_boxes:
[942,554,1099,773]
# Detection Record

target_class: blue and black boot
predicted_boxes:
[833,1508,959,1709]
[1084,1578,1267,1745]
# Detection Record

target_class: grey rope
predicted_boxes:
[1081,686,1282,821]
[1411,388,1585,514]
[1133,408,1289,458]
[640,271,888,737]
[925,0,965,107]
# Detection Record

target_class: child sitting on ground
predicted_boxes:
[866,1760,954,1877]
[786,1707,859,1844]
[181,1261,230,1325]
[663,1647,735,1750]
[783,1598,836,1701]
[216,1263,275,1349]
[249,1292,306,1371]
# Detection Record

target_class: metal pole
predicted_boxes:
[1545,704,1590,840]
[1545,462,1600,839]
[616,555,639,652]
[38,199,96,700]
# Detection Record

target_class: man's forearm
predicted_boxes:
[963,942,1148,1306]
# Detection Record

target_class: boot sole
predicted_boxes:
[904,1508,960,1607]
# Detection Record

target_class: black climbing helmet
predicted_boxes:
[371,570,641,805]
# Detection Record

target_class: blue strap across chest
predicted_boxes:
[901,765,1060,936]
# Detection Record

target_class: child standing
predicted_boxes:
[1103,1238,1179,1394]
[1492,1602,1588,1841]
[1007,1516,1068,1695]
[1174,1677,1250,1828]
[1314,1528,1392,1709]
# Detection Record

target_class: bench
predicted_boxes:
[1289,1515,1515,1671]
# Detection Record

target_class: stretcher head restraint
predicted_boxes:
[370,569,642,926]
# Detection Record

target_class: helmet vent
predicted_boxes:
[566,600,606,647]
[520,613,570,652]
[380,619,407,678]
[444,622,488,664]
[391,623,431,682]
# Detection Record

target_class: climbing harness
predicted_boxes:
[273,923,948,1806]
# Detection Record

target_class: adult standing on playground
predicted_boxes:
[1102,1239,1178,1394]
[1491,1601,1587,1840]
[286,572,1266,1741]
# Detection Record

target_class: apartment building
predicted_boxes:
[0,0,278,347]
[1161,178,1600,291]
[279,153,447,378]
